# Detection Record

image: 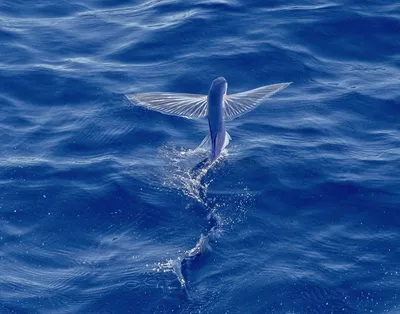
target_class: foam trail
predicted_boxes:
[155,223,222,289]
[169,160,225,286]
[155,146,229,289]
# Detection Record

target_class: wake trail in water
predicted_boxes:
[154,145,227,292]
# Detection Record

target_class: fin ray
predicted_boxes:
[126,93,208,119]
[223,82,291,120]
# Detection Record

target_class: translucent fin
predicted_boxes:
[223,82,292,120]
[126,93,208,119]
[196,134,211,150]
[222,131,231,150]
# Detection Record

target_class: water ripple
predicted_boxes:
[0,0,399,313]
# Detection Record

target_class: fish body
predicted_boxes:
[126,77,291,161]
[207,77,228,161]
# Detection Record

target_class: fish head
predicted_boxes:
[209,77,228,98]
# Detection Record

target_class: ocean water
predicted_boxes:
[0,0,399,313]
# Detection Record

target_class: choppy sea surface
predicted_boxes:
[1,0,399,313]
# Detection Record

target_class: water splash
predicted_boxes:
[155,143,251,289]
[153,258,186,288]
[152,145,217,284]
[158,143,218,204]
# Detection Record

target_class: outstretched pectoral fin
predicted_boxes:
[126,92,208,119]
[223,82,291,120]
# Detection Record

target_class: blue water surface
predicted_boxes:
[0,0,399,313]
